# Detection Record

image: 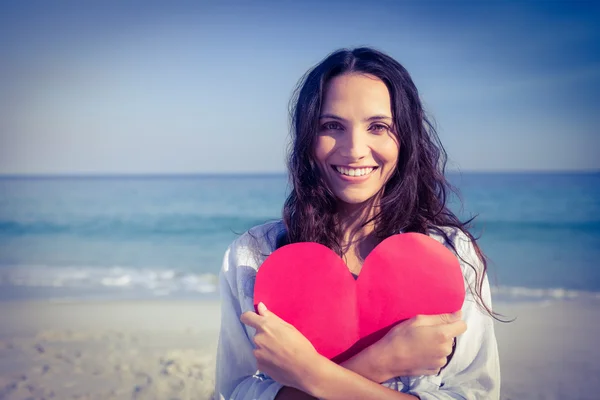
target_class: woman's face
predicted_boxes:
[314,73,399,207]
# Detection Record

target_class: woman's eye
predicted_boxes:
[370,124,389,133]
[322,122,342,131]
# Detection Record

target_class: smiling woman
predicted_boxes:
[214,47,501,400]
[315,73,399,210]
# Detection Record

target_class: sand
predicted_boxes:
[0,298,598,400]
[0,300,220,400]
[494,300,600,400]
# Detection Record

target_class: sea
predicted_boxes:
[0,172,599,304]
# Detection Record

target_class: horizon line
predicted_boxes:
[0,169,599,179]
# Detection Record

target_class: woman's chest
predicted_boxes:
[343,251,364,276]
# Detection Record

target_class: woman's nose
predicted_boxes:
[340,129,369,160]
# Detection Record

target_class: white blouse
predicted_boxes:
[214,221,500,399]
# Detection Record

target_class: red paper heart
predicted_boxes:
[254,232,465,363]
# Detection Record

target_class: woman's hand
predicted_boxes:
[343,311,467,383]
[240,302,324,392]
[377,311,466,380]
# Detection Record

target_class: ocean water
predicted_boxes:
[0,173,598,303]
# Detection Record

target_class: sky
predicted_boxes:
[0,0,599,175]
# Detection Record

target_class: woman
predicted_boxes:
[215,47,500,399]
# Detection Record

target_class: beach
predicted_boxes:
[494,300,600,399]
[0,300,220,400]
[0,298,598,400]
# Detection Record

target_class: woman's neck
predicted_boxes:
[336,201,381,273]
[337,199,379,252]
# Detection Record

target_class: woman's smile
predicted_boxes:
[332,165,378,182]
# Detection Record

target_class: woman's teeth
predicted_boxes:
[335,166,374,177]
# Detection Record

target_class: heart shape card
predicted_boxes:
[254,232,465,363]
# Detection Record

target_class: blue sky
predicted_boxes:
[1,0,598,174]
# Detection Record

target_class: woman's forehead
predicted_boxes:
[321,74,392,119]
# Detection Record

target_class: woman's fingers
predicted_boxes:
[443,319,467,338]
[256,303,293,328]
[257,302,269,316]
[241,305,292,335]
[240,311,262,328]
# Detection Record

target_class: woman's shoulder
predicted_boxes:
[425,225,483,275]
[234,219,284,249]
[426,225,471,248]
[224,219,285,268]
[220,220,285,299]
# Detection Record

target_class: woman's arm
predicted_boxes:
[243,303,419,400]
[272,313,466,399]
[273,312,466,399]
[303,356,422,400]
[214,238,284,400]
[339,312,466,383]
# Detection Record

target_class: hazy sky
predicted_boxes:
[1,0,598,174]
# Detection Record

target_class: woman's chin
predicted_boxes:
[335,194,377,208]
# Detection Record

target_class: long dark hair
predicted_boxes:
[280,47,499,319]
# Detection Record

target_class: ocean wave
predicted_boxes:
[0,215,274,238]
[490,285,600,301]
[0,265,219,296]
[1,265,599,304]
[470,220,600,233]
[2,216,598,239]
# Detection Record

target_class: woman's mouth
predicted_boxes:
[332,165,378,179]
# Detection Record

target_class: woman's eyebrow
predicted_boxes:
[365,115,392,122]
[319,113,346,121]
[319,114,392,122]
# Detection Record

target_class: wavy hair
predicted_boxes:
[279,47,499,319]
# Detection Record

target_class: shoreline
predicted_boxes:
[0,299,598,399]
